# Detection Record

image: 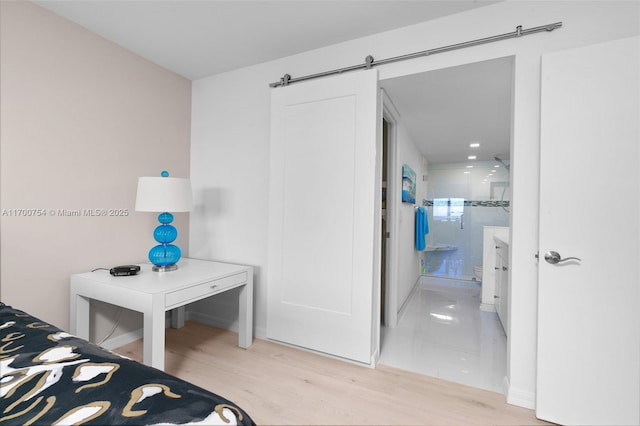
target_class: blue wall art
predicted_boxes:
[402,164,416,204]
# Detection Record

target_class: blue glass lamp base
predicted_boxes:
[148,212,182,272]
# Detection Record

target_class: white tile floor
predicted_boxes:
[379,275,507,394]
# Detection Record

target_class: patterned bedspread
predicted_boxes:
[0,303,255,425]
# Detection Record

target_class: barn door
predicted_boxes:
[267,70,380,364]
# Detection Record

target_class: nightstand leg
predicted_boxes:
[170,306,186,328]
[71,294,90,340]
[144,297,166,370]
[238,275,253,348]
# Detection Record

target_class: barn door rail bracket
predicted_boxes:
[269,22,562,88]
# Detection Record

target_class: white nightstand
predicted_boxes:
[70,258,253,371]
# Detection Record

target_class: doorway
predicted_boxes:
[378,56,514,393]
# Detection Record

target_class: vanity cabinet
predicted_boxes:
[481,226,508,310]
[494,239,509,336]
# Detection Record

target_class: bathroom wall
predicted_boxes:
[396,129,428,312]
[424,161,510,278]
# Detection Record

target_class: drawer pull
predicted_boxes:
[210,285,218,290]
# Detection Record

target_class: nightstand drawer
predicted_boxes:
[165,271,248,308]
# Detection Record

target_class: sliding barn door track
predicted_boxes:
[269,22,562,88]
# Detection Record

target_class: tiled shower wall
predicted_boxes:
[423,161,510,279]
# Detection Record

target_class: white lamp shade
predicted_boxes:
[135,177,193,212]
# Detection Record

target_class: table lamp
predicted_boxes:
[135,171,193,271]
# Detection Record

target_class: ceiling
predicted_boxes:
[381,57,513,164]
[35,0,499,80]
[34,0,510,164]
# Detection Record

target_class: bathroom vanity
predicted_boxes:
[481,226,509,336]
[494,235,509,336]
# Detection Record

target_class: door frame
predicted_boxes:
[381,89,400,329]
[377,57,515,393]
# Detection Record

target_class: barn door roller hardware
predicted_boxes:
[269,22,562,88]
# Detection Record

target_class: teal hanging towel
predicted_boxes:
[415,206,429,251]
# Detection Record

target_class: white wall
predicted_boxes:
[394,124,426,312]
[0,2,192,340]
[189,0,639,408]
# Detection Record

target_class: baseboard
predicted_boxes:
[187,311,266,339]
[505,377,536,410]
[99,312,173,350]
[101,328,143,351]
[254,325,267,340]
[480,303,496,312]
[186,311,239,333]
[502,375,510,397]
[100,311,264,350]
[371,347,380,368]
[187,310,238,332]
[396,277,421,324]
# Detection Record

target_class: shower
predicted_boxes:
[494,156,511,212]
[494,156,511,171]
[422,161,510,280]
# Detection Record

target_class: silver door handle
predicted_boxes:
[544,251,581,264]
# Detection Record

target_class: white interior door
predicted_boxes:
[537,36,639,425]
[267,70,379,364]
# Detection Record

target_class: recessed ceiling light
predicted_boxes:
[468,155,477,160]
[491,170,496,173]
[469,142,481,148]
[466,165,473,168]
[464,171,471,174]
[494,164,501,168]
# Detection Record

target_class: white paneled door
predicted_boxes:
[537,37,639,425]
[267,70,380,365]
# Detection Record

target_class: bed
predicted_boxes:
[0,302,255,425]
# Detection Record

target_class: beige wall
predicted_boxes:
[0,1,192,341]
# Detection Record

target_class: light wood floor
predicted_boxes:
[116,321,550,425]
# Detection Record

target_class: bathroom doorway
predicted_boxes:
[378,56,514,393]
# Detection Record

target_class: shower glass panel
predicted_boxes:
[424,197,472,279]
[423,162,510,280]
